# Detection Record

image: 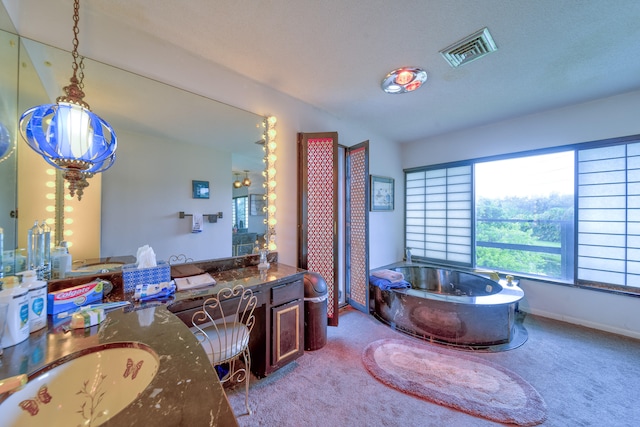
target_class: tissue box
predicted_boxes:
[122,261,171,294]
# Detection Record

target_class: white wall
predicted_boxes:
[402,89,640,339]
[101,128,233,262]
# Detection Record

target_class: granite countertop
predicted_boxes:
[0,305,238,426]
[166,263,305,309]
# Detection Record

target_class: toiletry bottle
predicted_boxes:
[0,284,29,347]
[40,221,51,280]
[60,241,72,273]
[19,270,47,332]
[51,246,71,279]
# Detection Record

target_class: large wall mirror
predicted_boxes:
[1,18,272,278]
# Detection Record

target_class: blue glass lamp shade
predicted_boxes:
[20,101,117,199]
[0,121,15,163]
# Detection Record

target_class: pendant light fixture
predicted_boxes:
[233,173,243,189]
[242,170,251,187]
[19,0,117,201]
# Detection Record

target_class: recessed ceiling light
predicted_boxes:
[381,67,427,94]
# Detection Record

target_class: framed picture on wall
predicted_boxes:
[249,194,266,215]
[192,180,210,199]
[370,175,394,211]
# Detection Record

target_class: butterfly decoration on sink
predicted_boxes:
[18,385,52,416]
[123,358,145,380]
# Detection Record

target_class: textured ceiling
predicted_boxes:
[5,0,640,144]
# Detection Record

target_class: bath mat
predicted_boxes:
[362,338,547,426]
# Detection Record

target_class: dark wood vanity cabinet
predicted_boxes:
[268,279,304,375]
[167,268,305,379]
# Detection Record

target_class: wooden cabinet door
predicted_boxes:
[271,299,303,370]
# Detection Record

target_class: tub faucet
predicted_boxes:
[405,247,412,263]
[473,269,500,281]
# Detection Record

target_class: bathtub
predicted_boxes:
[371,265,526,350]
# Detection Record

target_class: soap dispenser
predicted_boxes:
[0,282,29,348]
[19,270,47,332]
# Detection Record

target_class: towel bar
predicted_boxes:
[178,211,223,223]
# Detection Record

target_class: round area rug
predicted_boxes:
[362,338,547,426]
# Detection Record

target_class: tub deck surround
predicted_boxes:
[0,306,238,427]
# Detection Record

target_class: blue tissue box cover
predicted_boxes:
[122,261,171,294]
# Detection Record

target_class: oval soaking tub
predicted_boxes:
[371,265,527,350]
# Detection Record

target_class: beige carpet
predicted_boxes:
[362,338,547,425]
[227,306,640,426]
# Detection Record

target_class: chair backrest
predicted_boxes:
[168,254,194,264]
[191,284,258,363]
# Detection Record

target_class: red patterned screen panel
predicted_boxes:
[347,145,368,311]
[306,138,337,320]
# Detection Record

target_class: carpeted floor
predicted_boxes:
[227,306,640,426]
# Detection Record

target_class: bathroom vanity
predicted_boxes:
[0,256,306,425]
[166,262,306,378]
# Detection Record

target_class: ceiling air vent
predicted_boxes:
[440,27,497,68]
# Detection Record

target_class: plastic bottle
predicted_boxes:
[60,241,72,272]
[40,221,51,280]
[51,246,72,279]
[0,285,29,348]
[19,270,47,333]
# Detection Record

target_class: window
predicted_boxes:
[405,134,640,292]
[475,152,574,281]
[232,196,248,231]
[577,142,640,287]
[406,165,472,265]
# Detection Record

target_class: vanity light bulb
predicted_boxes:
[268,193,276,201]
[65,206,74,213]
[268,167,276,177]
[268,153,277,162]
[46,169,56,176]
[64,230,73,236]
[46,205,55,212]
[268,116,277,125]
[268,205,276,214]
[268,218,277,227]
[268,141,277,151]
[46,181,55,188]
[268,180,276,189]
[268,242,277,251]
[46,193,55,200]
[65,218,74,224]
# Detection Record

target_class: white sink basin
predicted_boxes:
[0,343,159,426]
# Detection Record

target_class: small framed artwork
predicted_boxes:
[250,193,267,215]
[370,175,394,211]
[192,180,210,199]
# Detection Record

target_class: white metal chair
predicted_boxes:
[168,254,194,264]
[190,284,257,416]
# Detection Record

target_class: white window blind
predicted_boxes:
[577,142,640,287]
[406,165,472,265]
